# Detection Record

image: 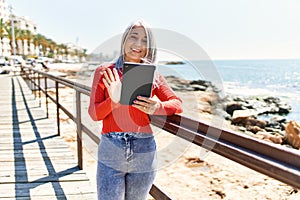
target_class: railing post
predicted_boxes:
[38,74,41,107]
[55,81,60,136]
[30,69,33,89]
[20,66,24,78]
[76,91,83,169]
[44,77,49,118]
[32,70,35,90]
[33,71,36,92]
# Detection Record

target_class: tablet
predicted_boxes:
[120,62,156,105]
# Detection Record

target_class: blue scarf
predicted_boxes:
[114,56,124,73]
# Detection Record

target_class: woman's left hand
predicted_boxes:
[132,96,159,114]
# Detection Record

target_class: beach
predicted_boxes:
[40,62,299,199]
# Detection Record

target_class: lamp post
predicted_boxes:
[8,4,16,56]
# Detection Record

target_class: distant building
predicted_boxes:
[0,0,9,22]
[11,15,37,56]
[12,15,37,34]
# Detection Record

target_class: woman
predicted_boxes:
[88,19,183,200]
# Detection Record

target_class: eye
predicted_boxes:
[142,38,147,44]
[129,35,138,40]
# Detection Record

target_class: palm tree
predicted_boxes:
[33,33,42,53]
[57,43,68,60]
[21,30,34,56]
[0,18,7,56]
[45,38,57,57]
[78,48,87,61]
[18,29,26,55]
[33,33,48,56]
[4,21,21,55]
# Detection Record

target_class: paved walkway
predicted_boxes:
[0,74,97,199]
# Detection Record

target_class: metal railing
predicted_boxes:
[20,65,300,199]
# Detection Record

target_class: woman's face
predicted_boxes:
[124,26,147,63]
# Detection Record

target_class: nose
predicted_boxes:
[134,39,143,48]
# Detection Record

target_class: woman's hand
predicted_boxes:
[132,96,159,114]
[102,68,121,104]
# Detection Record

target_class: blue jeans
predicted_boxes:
[97,132,157,200]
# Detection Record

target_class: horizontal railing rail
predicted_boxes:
[150,115,300,190]
[20,65,300,199]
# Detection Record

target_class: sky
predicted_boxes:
[7,0,300,60]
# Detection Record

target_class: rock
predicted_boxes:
[191,85,207,91]
[271,133,285,144]
[255,132,283,144]
[232,109,258,124]
[263,96,281,104]
[197,102,212,113]
[190,80,211,87]
[264,127,285,135]
[267,123,284,130]
[278,104,292,114]
[237,126,248,132]
[199,92,219,105]
[247,125,264,133]
[185,157,205,168]
[161,61,186,65]
[270,116,286,124]
[223,95,291,116]
[225,102,243,115]
[222,95,292,142]
[285,121,300,149]
[247,118,267,128]
[165,76,215,92]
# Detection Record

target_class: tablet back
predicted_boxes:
[120,62,156,105]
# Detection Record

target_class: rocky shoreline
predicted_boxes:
[164,75,300,150]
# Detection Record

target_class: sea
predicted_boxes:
[157,59,300,123]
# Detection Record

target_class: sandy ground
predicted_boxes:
[36,76,299,200]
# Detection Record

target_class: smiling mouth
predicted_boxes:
[131,48,142,53]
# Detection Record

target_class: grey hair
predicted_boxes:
[120,19,157,63]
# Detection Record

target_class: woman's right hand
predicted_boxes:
[102,68,121,104]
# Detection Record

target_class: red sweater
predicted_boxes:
[88,63,183,134]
